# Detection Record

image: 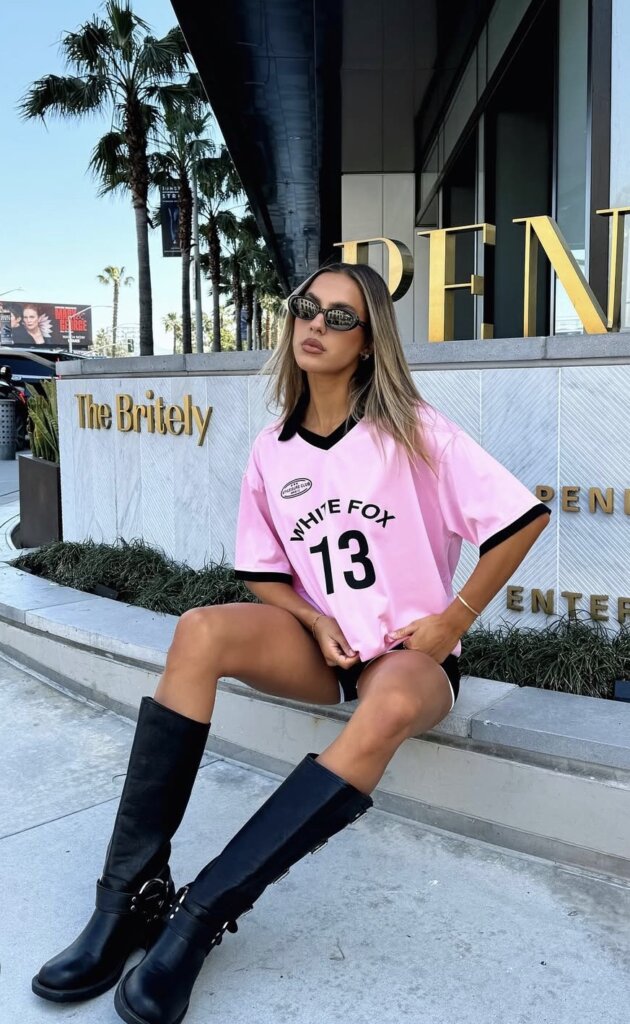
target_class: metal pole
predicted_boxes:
[192,168,203,353]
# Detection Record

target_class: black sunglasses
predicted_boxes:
[288,294,368,332]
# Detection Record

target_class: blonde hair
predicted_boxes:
[258,262,434,470]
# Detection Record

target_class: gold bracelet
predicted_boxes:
[456,592,481,617]
[311,613,324,636]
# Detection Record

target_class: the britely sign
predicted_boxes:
[75,391,213,446]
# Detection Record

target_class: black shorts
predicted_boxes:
[336,641,461,708]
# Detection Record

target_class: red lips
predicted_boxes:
[302,338,324,351]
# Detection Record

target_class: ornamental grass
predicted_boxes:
[11,538,256,616]
[459,615,630,700]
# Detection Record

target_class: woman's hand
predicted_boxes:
[312,616,360,668]
[385,614,460,664]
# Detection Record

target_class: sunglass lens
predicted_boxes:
[291,296,317,320]
[326,308,356,330]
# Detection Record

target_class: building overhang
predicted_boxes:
[171,0,342,294]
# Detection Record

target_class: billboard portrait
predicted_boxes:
[0,301,93,349]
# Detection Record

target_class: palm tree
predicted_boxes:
[162,312,182,354]
[202,308,236,351]
[240,244,269,350]
[261,291,286,348]
[197,148,245,351]
[20,1,189,356]
[154,75,214,354]
[219,211,284,351]
[255,255,285,348]
[220,212,263,351]
[97,265,133,355]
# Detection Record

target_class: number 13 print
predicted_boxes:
[309,531,376,594]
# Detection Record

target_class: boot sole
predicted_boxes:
[114,975,188,1024]
[31,962,124,1002]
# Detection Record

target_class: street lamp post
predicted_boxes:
[0,287,24,297]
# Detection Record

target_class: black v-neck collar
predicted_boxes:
[296,418,360,450]
[278,391,363,449]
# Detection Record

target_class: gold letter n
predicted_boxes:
[514,216,607,336]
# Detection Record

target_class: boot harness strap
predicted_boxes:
[166,886,240,955]
[96,876,171,922]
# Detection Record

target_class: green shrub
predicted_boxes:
[11,540,630,699]
[460,615,630,700]
[11,538,257,616]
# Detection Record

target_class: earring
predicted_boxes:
[360,350,371,361]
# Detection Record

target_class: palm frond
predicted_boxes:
[139,101,161,134]
[106,0,141,59]
[184,72,207,103]
[89,130,130,195]
[61,20,111,72]
[188,135,214,160]
[151,152,179,186]
[153,82,191,118]
[19,73,107,121]
[215,209,240,238]
[136,29,189,80]
[160,26,190,56]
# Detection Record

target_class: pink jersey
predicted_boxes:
[234,400,550,661]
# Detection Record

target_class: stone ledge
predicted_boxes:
[2,616,628,881]
[56,332,630,378]
[1,563,629,771]
[471,686,630,770]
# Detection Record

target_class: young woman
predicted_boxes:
[32,263,551,1024]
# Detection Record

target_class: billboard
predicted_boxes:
[160,183,181,257]
[0,301,93,349]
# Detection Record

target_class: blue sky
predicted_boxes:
[0,0,224,353]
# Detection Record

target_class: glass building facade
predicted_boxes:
[172,0,628,346]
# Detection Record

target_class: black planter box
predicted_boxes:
[614,680,630,703]
[18,454,62,547]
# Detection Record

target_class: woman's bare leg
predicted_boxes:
[156,607,453,798]
[316,650,454,794]
[154,603,340,723]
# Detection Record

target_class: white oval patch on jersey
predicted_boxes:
[281,477,313,499]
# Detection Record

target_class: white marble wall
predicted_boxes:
[58,365,630,636]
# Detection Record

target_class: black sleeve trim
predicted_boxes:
[234,570,293,584]
[479,503,552,557]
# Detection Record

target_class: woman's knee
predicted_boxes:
[176,605,214,633]
[358,686,425,744]
[178,602,249,639]
[168,606,231,668]
[168,603,266,678]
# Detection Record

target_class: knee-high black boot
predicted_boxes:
[32,697,210,1003]
[114,753,372,1024]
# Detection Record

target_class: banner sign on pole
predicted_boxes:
[160,183,181,257]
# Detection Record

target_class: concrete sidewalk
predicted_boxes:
[0,458,19,503]
[2,654,629,1024]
